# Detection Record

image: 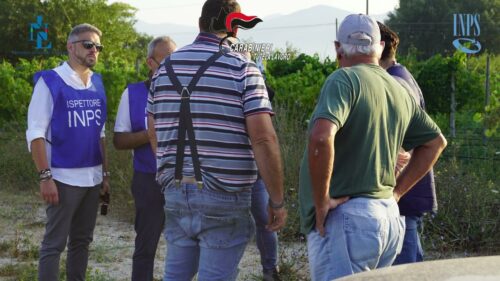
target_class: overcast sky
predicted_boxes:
[109,0,400,25]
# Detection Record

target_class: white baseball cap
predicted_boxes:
[337,14,381,46]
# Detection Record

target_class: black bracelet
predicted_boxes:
[39,168,52,182]
[268,198,285,209]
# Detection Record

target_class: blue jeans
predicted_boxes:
[393,215,424,265]
[307,197,405,281]
[162,183,255,281]
[251,179,278,271]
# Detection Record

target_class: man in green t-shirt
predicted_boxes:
[299,14,447,281]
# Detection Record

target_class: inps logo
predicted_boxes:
[30,15,52,50]
[452,13,481,54]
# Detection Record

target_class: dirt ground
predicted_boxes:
[0,189,309,280]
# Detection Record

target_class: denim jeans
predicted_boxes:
[307,197,405,281]
[162,183,255,281]
[393,215,424,265]
[251,178,278,271]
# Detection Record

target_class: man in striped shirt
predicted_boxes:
[147,0,286,280]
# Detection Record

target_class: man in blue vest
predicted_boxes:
[113,36,176,281]
[27,23,109,281]
[378,21,438,265]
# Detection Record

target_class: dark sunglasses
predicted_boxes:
[72,40,103,52]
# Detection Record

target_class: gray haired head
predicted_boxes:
[147,36,176,58]
[67,23,102,42]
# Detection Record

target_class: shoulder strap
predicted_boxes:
[163,52,222,187]
[163,52,222,95]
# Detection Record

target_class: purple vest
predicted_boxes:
[388,64,437,216]
[128,81,156,173]
[35,70,107,168]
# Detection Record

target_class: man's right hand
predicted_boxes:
[40,179,59,205]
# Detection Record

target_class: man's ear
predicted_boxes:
[146,58,154,71]
[334,41,342,60]
[67,41,73,53]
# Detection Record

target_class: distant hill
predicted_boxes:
[134,5,388,60]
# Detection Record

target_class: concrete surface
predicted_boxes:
[338,256,500,281]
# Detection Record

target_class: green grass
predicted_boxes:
[273,103,309,241]
[0,109,499,280]
[0,263,113,281]
[0,263,19,277]
[424,157,499,254]
[89,244,125,264]
[277,242,310,281]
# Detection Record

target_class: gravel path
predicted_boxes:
[0,192,309,280]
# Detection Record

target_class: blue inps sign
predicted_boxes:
[30,15,52,50]
[452,13,481,54]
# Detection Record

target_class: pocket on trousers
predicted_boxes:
[164,207,185,242]
[343,213,384,268]
[200,212,254,249]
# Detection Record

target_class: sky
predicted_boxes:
[109,0,400,26]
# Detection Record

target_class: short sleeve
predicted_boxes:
[26,77,53,151]
[146,79,155,115]
[242,62,273,116]
[402,107,441,151]
[114,88,132,132]
[312,73,353,128]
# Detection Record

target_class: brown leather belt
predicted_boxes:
[180,176,197,184]
[175,176,203,189]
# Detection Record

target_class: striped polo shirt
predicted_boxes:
[147,32,272,193]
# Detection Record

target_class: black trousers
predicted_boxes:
[131,171,165,281]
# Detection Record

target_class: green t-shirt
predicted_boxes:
[299,63,441,234]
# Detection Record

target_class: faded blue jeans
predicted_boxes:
[251,178,278,271]
[393,215,424,265]
[162,183,255,281]
[307,197,405,281]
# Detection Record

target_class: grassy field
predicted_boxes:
[0,107,498,279]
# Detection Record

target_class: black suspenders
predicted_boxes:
[163,52,223,188]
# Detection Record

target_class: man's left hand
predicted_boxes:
[101,176,110,195]
[315,196,349,237]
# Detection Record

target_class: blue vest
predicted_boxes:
[34,70,107,168]
[388,64,437,216]
[128,81,156,173]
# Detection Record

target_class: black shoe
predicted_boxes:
[263,267,281,281]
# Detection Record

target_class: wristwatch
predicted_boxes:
[39,168,52,182]
[268,198,285,209]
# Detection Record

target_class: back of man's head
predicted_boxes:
[336,14,383,58]
[147,36,176,58]
[199,0,240,33]
[378,22,399,61]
